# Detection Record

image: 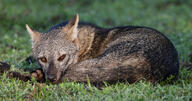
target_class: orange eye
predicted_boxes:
[39,57,47,63]
[58,54,66,61]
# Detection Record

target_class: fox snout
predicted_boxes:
[47,68,57,81]
[46,62,62,82]
[47,69,62,82]
[47,74,57,81]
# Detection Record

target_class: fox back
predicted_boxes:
[26,14,179,83]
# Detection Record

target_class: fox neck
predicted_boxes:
[76,27,110,62]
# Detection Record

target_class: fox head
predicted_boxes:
[26,14,80,83]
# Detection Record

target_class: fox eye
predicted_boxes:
[58,54,66,61]
[39,57,47,63]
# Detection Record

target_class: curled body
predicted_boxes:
[26,14,179,84]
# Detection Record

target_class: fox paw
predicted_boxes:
[8,71,31,82]
[30,69,45,82]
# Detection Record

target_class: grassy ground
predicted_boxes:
[0,0,192,100]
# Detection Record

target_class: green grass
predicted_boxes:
[0,0,192,100]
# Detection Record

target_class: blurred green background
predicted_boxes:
[0,0,192,100]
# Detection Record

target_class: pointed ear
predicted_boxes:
[26,24,41,43]
[65,14,79,41]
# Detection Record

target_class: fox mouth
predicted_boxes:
[50,79,59,84]
[47,71,62,84]
[48,76,61,84]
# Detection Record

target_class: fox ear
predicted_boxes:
[26,24,41,43]
[65,14,79,41]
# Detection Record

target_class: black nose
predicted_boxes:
[47,74,56,81]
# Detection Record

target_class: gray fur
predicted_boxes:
[29,16,179,84]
